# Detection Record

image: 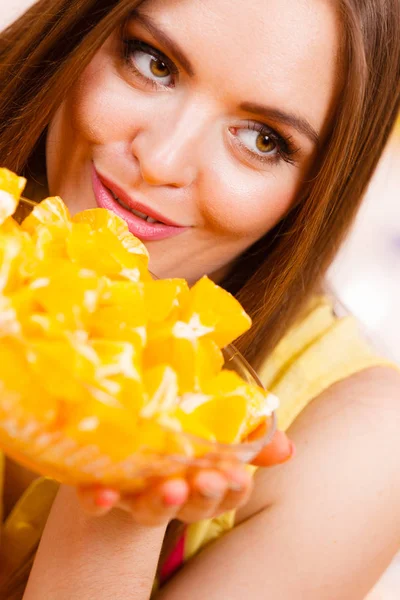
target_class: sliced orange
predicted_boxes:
[0,338,58,423]
[90,339,144,409]
[180,276,252,348]
[89,281,146,346]
[67,222,147,282]
[143,334,223,396]
[64,401,140,462]
[0,169,26,225]
[175,393,248,444]
[142,365,179,418]
[0,170,275,481]
[0,234,23,292]
[144,278,189,323]
[202,370,275,438]
[21,196,71,235]
[26,337,99,405]
[73,208,149,264]
[21,198,72,263]
[29,260,102,330]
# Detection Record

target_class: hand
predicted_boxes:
[77,430,294,526]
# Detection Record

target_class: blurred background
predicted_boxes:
[1,2,400,599]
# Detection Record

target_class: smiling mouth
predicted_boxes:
[107,188,162,224]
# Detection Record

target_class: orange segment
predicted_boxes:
[90,280,146,346]
[90,339,144,409]
[21,196,71,234]
[143,334,223,396]
[67,222,147,282]
[142,365,179,418]
[202,370,277,438]
[29,260,102,330]
[0,338,59,423]
[64,402,140,462]
[0,169,26,225]
[73,208,149,264]
[181,276,252,348]
[144,278,189,323]
[175,394,248,444]
[0,234,23,292]
[26,337,99,405]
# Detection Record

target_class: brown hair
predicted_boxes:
[0,0,399,596]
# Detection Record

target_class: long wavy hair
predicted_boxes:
[0,0,399,597]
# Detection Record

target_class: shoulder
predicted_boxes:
[240,365,400,518]
[232,366,400,597]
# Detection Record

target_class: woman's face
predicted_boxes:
[47,0,340,282]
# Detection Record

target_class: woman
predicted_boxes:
[0,0,400,598]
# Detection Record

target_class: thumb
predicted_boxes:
[251,429,295,467]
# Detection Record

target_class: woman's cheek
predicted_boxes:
[68,73,132,146]
[200,174,298,239]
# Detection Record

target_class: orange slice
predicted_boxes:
[144,278,189,323]
[175,394,248,444]
[90,280,146,346]
[143,334,224,395]
[28,260,102,330]
[0,338,59,423]
[21,196,71,234]
[0,169,26,225]
[73,208,149,263]
[142,365,179,417]
[67,222,147,282]
[202,370,278,438]
[64,402,140,462]
[180,276,252,348]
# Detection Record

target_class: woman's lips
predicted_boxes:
[91,166,189,242]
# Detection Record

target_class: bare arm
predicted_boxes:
[155,367,400,599]
[23,484,166,599]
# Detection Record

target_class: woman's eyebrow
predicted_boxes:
[131,11,195,77]
[240,102,320,146]
[129,12,319,148]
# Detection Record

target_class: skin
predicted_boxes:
[21,1,400,598]
[46,0,339,282]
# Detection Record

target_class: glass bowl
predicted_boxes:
[0,198,277,491]
[0,346,276,492]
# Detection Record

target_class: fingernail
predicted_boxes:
[94,489,119,508]
[229,482,244,493]
[163,492,185,506]
[281,441,296,464]
[200,488,223,500]
[162,481,188,506]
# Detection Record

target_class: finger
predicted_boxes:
[122,478,189,527]
[217,468,254,513]
[176,470,228,523]
[76,486,120,516]
[251,430,296,467]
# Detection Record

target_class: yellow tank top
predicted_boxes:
[0,295,396,591]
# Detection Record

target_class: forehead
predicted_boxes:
[134,0,341,135]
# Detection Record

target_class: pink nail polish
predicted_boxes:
[163,491,185,506]
[162,481,187,506]
[281,441,296,463]
[94,489,118,508]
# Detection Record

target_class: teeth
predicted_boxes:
[131,207,149,220]
[110,189,160,224]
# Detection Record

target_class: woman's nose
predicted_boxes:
[130,107,203,188]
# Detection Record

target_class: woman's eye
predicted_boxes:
[134,51,172,85]
[236,128,278,157]
[124,40,176,87]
